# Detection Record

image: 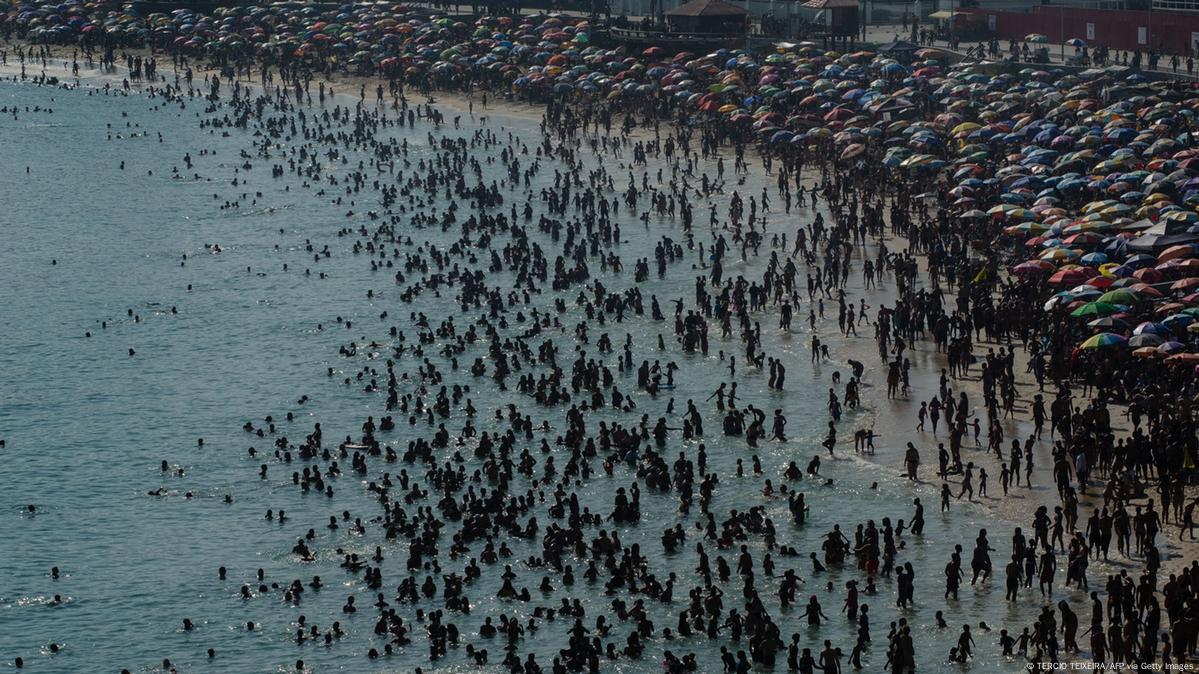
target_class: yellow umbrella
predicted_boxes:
[951,122,981,136]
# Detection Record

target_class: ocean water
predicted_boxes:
[0,77,1060,673]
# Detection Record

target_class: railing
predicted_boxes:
[1152,0,1199,11]
[607,26,746,43]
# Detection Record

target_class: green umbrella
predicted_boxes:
[1098,289,1139,305]
[1071,301,1122,318]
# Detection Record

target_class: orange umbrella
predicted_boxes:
[1133,268,1163,283]
[1158,244,1199,262]
[1131,283,1164,298]
[1156,302,1187,315]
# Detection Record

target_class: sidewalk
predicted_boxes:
[860,22,1199,80]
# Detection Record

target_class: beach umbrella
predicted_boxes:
[1128,333,1165,348]
[1071,301,1122,318]
[1068,286,1103,300]
[1049,268,1093,285]
[1012,260,1055,274]
[1163,313,1195,330]
[1099,288,1140,304]
[1159,341,1187,354]
[1005,222,1049,236]
[1159,243,1199,262]
[1173,278,1199,292]
[1156,302,1189,316]
[1079,332,1126,348]
[1133,268,1164,283]
[1132,284,1164,299]
[840,143,865,160]
[1134,321,1171,336]
[1125,254,1158,269]
[1040,248,1080,262]
[1063,232,1104,247]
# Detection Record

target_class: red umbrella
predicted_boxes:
[1063,232,1103,246]
[823,107,854,122]
[1049,268,1091,285]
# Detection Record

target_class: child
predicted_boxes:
[999,629,1015,657]
[1016,627,1031,657]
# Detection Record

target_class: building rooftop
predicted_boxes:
[665,0,749,18]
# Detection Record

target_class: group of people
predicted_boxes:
[6,5,1199,673]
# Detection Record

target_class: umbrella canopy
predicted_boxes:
[1071,301,1123,318]
[1098,288,1140,304]
[1079,332,1127,348]
[1128,333,1164,348]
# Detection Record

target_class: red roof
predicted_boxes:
[666,0,749,17]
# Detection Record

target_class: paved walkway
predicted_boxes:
[860,23,1199,79]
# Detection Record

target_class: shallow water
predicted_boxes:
[0,77,1074,673]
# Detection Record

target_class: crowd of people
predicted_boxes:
[5,2,1199,673]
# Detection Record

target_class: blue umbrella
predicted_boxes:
[1162,314,1195,330]
[1102,238,1128,256]
[1124,254,1157,269]
[1134,322,1171,336]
